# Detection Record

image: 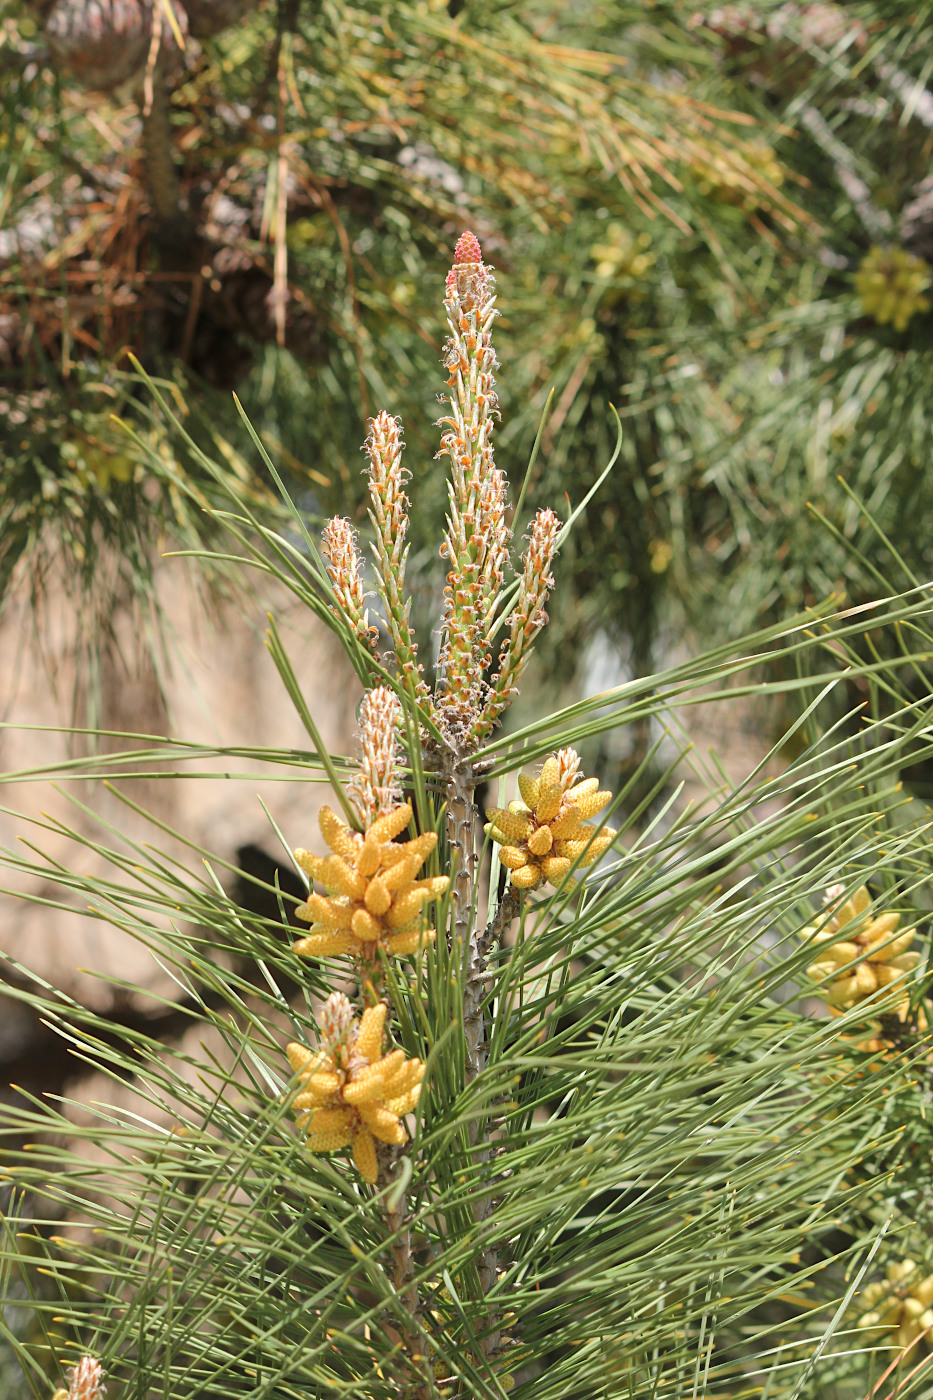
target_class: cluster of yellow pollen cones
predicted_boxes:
[485,754,616,891]
[286,1001,425,1185]
[292,802,449,959]
[860,1259,933,1353]
[804,883,923,1015]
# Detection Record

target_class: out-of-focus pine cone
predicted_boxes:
[202,246,328,361]
[184,0,261,38]
[42,0,187,92]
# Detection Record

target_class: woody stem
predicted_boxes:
[383,1156,433,1399]
[469,888,519,1360]
[445,760,477,958]
[444,758,517,1365]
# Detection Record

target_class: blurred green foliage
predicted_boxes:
[0,0,783,634]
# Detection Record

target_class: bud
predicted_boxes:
[56,1357,105,1400]
[347,686,404,827]
[321,517,378,651]
[436,231,509,742]
[365,413,429,701]
[478,507,560,739]
[319,991,356,1057]
[446,230,491,314]
[365,412,408,582]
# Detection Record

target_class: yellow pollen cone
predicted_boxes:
[382,854,423,891]
[497,846,528,870]
[518,772,539,808]
[485,808,532,842]
[870,929,915,963]
[319,807,359,859]
[511,864,542,890]
[343,1070,388,1106]
[855,963,879,997]
[319,855,367,900]
[385,927,436,955]
[549,810,582,838]
[286,1042,318,1073]
[825,974,860,1008]
[382,831,437,870]
[293,930,354,957]
[308,1107,354,1150]
[294,847,325,880]
[534,792,562,823]
[486,825,514,846]
[356,1004,387,1061]
[298,1069,340,1098]
[527,825,553,856]
[538,756,560,799]
[299,893,353,929]
[352,1129,379,1183]
[364,876,393,915]
[358,838,382,878]
[574,789,612,820]
[351,908,383,943]
[368,802,413,843]
[385,889,427,928]
[360,1104,408,1144]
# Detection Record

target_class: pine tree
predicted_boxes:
[2,229,933,1400]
